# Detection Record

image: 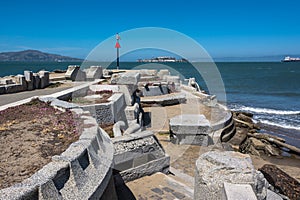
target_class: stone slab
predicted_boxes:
[85,66,103,80]
[142,85,169,96]
[39,71,50,88]
[24,70,33,82]
[141,93,186,106]
[111,72,141,85]
[222,182,257,200]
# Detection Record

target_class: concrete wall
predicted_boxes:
[0,71,50,95]
[0,99,116,200]
[112,131,170,184]
[80,93,128,129]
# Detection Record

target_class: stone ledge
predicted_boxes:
[141,92,186,106]
[0,98,116,200]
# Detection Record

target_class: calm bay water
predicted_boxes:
[1,61,299,147]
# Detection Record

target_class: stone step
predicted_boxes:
[124,171,194,200]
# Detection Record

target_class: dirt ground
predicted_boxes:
[0,99,82,189]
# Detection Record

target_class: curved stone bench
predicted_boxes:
[169,109,235,145]
[141,93,186,106]
[0,99,115,200]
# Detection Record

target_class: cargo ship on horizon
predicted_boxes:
[282,56,300,62]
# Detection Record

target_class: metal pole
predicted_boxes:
[115,33,120,70]
[117,47,119,70]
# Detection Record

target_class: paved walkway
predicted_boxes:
[119,171,194,200]
[0,83,73,106]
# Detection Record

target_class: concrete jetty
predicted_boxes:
[0,66,287,200]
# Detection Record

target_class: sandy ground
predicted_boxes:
[0,99,81,189]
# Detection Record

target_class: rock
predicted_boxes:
[264,144,280,156]
[228,128,248,146]
[249,145,261,156]
[259,164,300,200]
[237,113,253,124]
[194,150,268,200]
[240,111,254,118]
[249,137,265,150]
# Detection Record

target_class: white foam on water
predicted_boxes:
[231,106,300,115]
[258,119,300,131]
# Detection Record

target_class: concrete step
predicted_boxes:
[122,170,194,200]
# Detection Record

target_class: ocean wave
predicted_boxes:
[232,106,300,115]
[258,120,300,131]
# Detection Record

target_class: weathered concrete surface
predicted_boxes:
[113,121,126,137]
[259,164,300,200]
[163,75,180,84]
[124,172,193,200]
[111,72,141,86]
[38,71,50,89]
[33,73,41,89]
[142,85,169,96]
[169,114,212,145]
[194,150,268,200]
[125,103,139,121]
[85,66,103,81]
[157,69,170,79]
[80,93,128,128]
[267,189,284,200]
[65,65,86,81]
[222,182,258,200]
[141,92,186,106]
[112,131,170,184]
[0,100,116,200]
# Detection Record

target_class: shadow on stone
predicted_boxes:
[114,170,136,200]
[143,112,151,128]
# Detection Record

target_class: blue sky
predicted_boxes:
[0,0,299,60]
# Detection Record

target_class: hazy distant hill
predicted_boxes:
[0,50,83,62]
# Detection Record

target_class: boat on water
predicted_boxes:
[282,56,300,62]
[137,56,188,63]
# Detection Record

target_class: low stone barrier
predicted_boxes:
[141,92,186,106]
[0,70,50,95]
[169,114,213,145]
[169,110,234,145]
[112,131,170,185]
[80,93,128,128]
[0,99,116,199]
